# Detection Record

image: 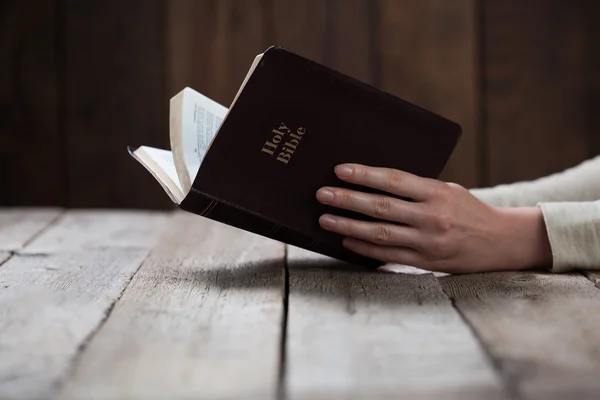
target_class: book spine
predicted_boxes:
[179,188,382,269]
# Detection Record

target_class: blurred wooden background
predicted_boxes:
[1,0,599,209]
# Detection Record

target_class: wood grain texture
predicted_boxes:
[285,247,507,400]
[169,0,269,107]
[584,272,600,289]
[440,271,600,399]
[325,0,373,84]
[22,210,168,254]
[0,0,63,206]
[0,249,150,400]
[271,0,327,63]
[64,0,170,209]
[484,0,590,185]
[57,213,285,400]
[211,0,270,106]
[167,0,218,98]
[0,252,10,265]
[584,0,600,158]
[0,208,61,251]
[378,0,479,188]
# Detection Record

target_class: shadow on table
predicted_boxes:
[184,256,451,307]
[179,252,587,308]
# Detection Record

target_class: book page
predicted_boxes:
[130,146,185,203]
[180,88,228,183]
[139,146,182,191]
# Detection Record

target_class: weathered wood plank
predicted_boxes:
[584,271,600,289]
[0,249,150,400]
[0,208,62,251]
[285,247,508,400]
[0,252,10,265]
[22,210,168,254]
[440,271,600,399]
[378,0,479,188]
[56,213,285,400]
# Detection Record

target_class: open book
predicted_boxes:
[129,46,461,267]
[130,54,263,203]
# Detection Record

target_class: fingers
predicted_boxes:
[316,186,426,226]
[319,213,423,249]
[342,237,423,266]
[333,163,439,201]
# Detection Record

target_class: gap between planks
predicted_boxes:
[0,208,64,252]
[378,263,517,397]
[582,271,600,289]
[277,245,290,400]
[54,212,286,400]
[0,209,170,400]
[55,251,149,394]
[283,247,508,400]
[439,270,600,400]
[20,209,170,254]
[0,249,153,400]
[448,297,522,400]
[0,252,11,267]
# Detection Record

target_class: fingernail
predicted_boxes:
[316,188,334,203]
[335,165,353,178]
[319,215,337,228]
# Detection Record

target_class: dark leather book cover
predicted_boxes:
[179,46,462,268]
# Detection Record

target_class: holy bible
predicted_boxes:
[129,46,461,268]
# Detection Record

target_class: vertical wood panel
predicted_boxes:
[0,0,63,206]
[484,0,590,186]
[325,0,373,84]
[167,0,218,99]
[65,1,170,209]
[270,0,327,63]
[168,0,269,108]
[378,0,479,188]
[584,0,600,158]
[3,1,597,207]
[211,0,270,106]
[271,0,372,81]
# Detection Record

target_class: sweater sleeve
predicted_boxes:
[469,155,600,207]
[538,201,600,272]
[469,155,600,272]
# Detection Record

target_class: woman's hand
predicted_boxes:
[316,163,552,273]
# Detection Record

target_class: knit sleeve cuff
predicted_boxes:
[538,201,600,273]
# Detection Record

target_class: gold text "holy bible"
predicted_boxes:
[261,122,306,164]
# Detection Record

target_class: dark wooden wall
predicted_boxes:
[1,0,598,209]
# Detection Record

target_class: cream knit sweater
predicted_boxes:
[469,155,600,273]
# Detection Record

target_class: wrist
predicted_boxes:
[494,206,553,270]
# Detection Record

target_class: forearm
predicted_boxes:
[495,206,553,270]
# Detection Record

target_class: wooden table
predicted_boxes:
[1,208,599,400]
